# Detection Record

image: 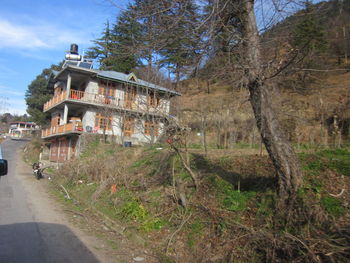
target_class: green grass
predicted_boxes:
[187,220,204,248]
[321,196,347,217]
[210,175,256,212]
[131,148,160,169]
[80,138,100,158]
[317,149,350,176]
[234,142,260,149]
[93,187,167,232]
[300,148,350,176]
[298,149,349,218]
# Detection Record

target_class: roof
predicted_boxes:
[54,66,181,96]
[10,122,36,125]
[96,70,181,96]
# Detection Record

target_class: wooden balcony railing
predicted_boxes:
[43,89,167,114]
[43,91,67,111]
[41,122,82,138]
[70,90,84,100]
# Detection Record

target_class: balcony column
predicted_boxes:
[66,73,72,98]
[63,104,69,125]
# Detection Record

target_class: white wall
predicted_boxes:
[82,109,96,130]
[85,80,98,94]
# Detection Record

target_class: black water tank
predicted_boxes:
[70,44,79,55]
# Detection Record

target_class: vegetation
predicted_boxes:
[25,63,61,125]
[41,139,349,262]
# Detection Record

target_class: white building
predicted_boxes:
[42,45,180,162]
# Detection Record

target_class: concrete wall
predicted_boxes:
[85,80,98,94]
[79,108,165,145]
[82,109,96,130]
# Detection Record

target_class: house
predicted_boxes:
[9,121,38,140]
[42,44,180,163]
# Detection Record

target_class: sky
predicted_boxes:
[0,0,128,115]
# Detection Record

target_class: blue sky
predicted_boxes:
[0,0,128,115]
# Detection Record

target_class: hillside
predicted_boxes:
[23,1,350,262]
[176,0,350,150]
[30,140,349,262]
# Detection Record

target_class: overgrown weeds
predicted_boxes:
[48,141,349,262]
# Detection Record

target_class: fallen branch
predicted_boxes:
[170,143,199,189]
[166,212,192,255]
[284,232,320,262]
[329,189,345,197]
[329,175,346,197]
[60,184,71,200]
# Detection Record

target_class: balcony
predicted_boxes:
[44,91,67,111]
[43,90,166,115]
[44,90,129,111]
[41,122,83,138]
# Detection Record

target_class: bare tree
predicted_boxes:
[238,0,303,210]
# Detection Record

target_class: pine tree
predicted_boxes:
[111,6,142,73]
[25,64,61,125]
[86,21,117,71]
[292,1,327,57]
[157,0,202,82]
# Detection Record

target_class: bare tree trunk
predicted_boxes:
[201,115,208,155]
[241,0,302,209]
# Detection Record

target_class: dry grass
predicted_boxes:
[46,140,350,262]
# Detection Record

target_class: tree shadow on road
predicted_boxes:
[0,222,100,263]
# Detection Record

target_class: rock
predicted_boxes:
[133,256,145,262]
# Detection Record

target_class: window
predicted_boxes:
[95,113,112,130]
[98,80,116,97]
[144,121,159,136]
[148,91,160,107]
[123,117,134,137]
[51,114,60,127]
[124,85,137,109]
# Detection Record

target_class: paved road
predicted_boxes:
[0,140,102,263]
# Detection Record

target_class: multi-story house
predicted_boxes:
[42,44,180,163]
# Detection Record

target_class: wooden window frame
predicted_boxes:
[144,121,159,136]
[148,91,160,107]
[98,80,116,97]
[124,85,137,109]
[123,117,134,137]
[95,113,112,130]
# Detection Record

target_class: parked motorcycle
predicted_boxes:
[32,162,44,180]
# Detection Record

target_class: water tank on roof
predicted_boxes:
[65,53,81,61]
[70,44,79,55]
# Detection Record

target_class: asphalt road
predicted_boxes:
[0,140,102,263]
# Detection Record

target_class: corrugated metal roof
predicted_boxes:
[53,65,181,96]
[95,70,181,96]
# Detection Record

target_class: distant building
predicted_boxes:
[9,121,38,139]
[42,44,180,163]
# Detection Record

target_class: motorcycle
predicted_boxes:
[32,162,44,180]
